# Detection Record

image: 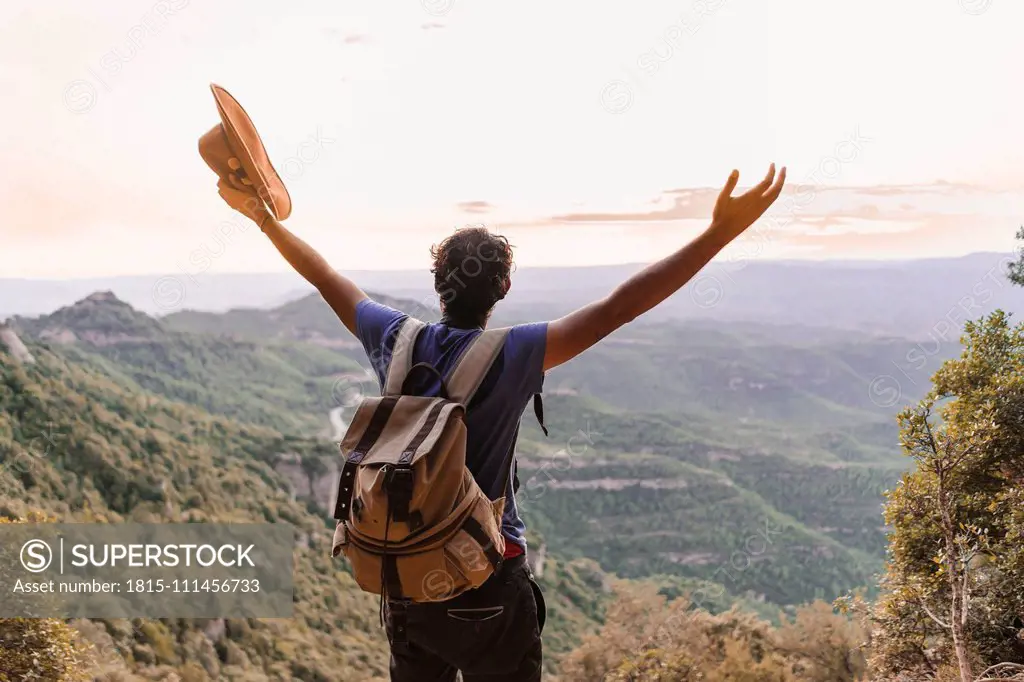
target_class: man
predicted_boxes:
[217,162,786,681]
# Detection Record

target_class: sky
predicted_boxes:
[1,0,1022,278]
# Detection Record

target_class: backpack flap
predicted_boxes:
[335,394,469,544]
[346,396,465,468]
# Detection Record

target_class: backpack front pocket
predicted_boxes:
[441,485,506,588]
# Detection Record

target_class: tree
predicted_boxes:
[871,312,1024,681]
[897,407,986,681]
[1009,227,1024,288]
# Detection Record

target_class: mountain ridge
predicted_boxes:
[5,289,941,611]
[4,252,1020,340]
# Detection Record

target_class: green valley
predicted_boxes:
[1,288,968,679]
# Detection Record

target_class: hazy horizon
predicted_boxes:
[2,248,1018,283]
[5,252,1020,344]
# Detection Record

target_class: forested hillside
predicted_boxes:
[3,279,1018,680]
[0,344,618,680]
[9,291,953,609]
[537,311,1024,681]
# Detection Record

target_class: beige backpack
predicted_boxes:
[331,317,513,604]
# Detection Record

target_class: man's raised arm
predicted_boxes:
[543,164,786,372]
[218,181,367,335]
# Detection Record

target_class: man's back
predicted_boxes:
[217,161,786,681]
[355,299,547,554]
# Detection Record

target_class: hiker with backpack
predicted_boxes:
[217,162,786,681]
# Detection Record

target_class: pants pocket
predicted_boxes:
[402,567,538,676]
[446,605,505,622]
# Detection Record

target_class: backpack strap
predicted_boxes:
[445,328,511,406]
[448,328,549,516]
[532,393,549,437]
[382,317,426,396]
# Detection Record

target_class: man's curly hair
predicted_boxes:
[430,227,514,326]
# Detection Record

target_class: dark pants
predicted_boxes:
[386,555,546,681]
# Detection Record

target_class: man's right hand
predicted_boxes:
[217,179,273,229]
[711,163,787,237]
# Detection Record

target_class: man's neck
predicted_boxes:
[440,314,487,330]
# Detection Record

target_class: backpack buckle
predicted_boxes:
[385,466,415,523]
[384,465,414,491]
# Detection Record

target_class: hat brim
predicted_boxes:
[210,84,292,220]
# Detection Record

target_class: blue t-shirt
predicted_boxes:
[355,299,547,553]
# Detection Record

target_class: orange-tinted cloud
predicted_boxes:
[783,214,976,257]
[550,187,719,223]
[542,182,1013,225]
[478,181,1021,262]
[457,200,494,214]
[518,182,1020,236]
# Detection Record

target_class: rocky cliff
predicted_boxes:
[0,322,34,364]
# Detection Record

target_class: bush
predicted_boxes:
[0,618,90,682]
[562,584,868,681]
[0,517,90,681]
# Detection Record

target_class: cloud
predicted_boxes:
[549,187,719,223]
[851,180,986,197]
[480,181,1022,262]
[322,27,369,45]
[532,182,1019,229]
[457,200,494,214]
[783,214,973,256]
